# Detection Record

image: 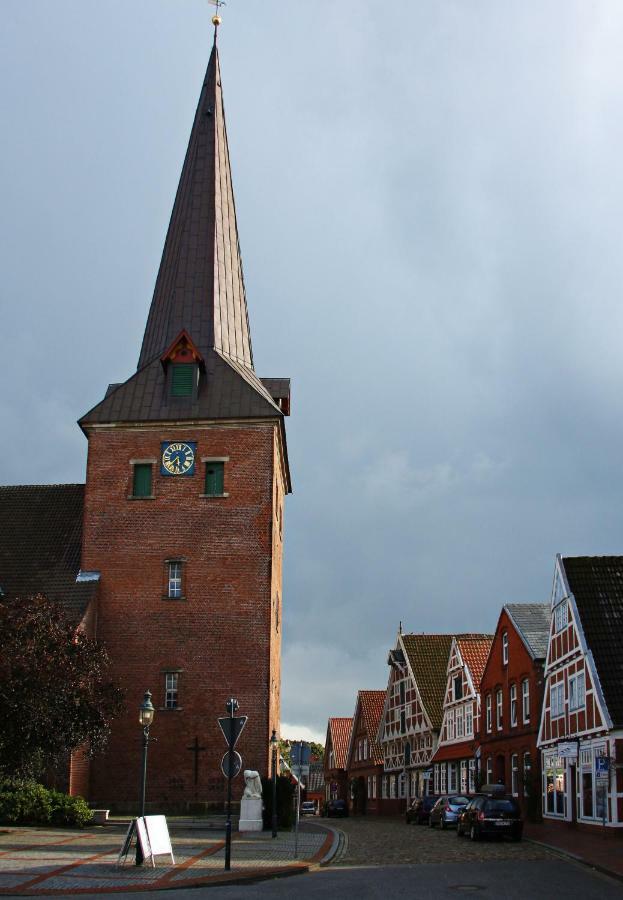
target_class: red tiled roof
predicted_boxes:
[358,690,385,765]
[328,717,353,770]
[456,634,494,688]
[430,739,477,764]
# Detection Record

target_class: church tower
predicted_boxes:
[79,30,291,809]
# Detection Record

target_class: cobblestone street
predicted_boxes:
[328,816,555,867]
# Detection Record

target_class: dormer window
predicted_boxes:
[160,330,203,400]
[171,363,196,397]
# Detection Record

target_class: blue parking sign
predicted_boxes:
[595,757,609,778]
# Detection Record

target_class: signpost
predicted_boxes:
[219,698,247,871]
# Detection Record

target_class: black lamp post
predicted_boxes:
[136,690,155,865]
[270,729,279,838]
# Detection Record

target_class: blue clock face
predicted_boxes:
[161,441,196,476]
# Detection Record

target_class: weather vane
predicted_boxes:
[209,0,226,28]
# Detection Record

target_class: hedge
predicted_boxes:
[0,781,92,827]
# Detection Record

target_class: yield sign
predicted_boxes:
[218,715,248,748]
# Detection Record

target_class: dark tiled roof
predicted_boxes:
[401,634,454,729]
[307,762,324,792]
[0,484,96,624]
[456,635,494,687]
[138,45,253,371]
[505,603,550,659]
[562,556,623,728]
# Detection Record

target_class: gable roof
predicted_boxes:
[455,634,494,687]
[561,556,623,728]
[401,634,454,729]
[505,603,550,659]
[352,691,385,765]
[326,717,353,770]
[0,484,96,624]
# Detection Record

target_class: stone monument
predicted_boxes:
[239,770,263,832]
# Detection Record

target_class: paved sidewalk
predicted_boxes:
[0,823,335,895]
[524,820,623,881]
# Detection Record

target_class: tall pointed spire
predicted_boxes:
[138,42,253,371]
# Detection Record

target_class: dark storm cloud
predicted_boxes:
[3,1,623,741]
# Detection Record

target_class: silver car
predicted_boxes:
[429,794,470,829]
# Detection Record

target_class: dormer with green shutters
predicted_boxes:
[160,331,203,401]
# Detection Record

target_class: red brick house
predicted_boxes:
[431,635,492,796]
[323,718,353,806]
[537,556,623,831]
[377,631,453,812]
[345,691,385,815]
[478,604,549,817]
[0,37,291,810]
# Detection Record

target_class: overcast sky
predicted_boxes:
[3,1,623,743]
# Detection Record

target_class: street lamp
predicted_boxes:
[270,729,279,838]
[136,690,155,865]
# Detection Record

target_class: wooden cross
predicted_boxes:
[186,736,208,786]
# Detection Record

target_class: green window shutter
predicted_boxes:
[171,363,195,397]
[133,464,152,497]
[205,462,224,496]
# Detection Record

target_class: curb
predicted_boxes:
[524,837,623,885]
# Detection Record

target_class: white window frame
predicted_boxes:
[165,672,179,709]
[456,707,464,738]
[434,765,440,795]
[486,695,492,733]
[502,631,509,665]
[167,560,183,598]
[468,759,476,793]
[465,706,473,736]
[554,600,568,633]
[460,760,467,793]
[382,776,388,799]
[447,709,455,741]
[522,679,530,723]
[440,765,447,793]
[448,763,458,792]
[486,757,493,784]
[496,689,503,730]
[550,682,564,719]
[569,672,585,712]
[510,683,517,727]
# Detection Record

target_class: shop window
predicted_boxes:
[544,754,565,816]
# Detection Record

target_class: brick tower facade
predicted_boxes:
[79,37,290,810]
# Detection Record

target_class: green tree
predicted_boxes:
[0,595,124,780]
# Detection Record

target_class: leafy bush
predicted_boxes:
[0,781,91,827]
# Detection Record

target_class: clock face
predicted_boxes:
[161,441,196,476]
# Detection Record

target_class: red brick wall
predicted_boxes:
[82,422,284,809]
[478,609,544,816]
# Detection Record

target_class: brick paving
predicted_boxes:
[0,824,332,895]
[329,816,556,867]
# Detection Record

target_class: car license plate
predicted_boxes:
[495,821,510,826]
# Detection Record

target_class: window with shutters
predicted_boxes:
[171,363,196,397]
[201,458,228,497]
[131,462,153,498]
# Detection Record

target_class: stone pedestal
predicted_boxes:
[238,796,263,832]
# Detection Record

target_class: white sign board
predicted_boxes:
[144,815,175,863]
[557,742,578,759]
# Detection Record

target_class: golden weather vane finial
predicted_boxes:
[209,0,226,30]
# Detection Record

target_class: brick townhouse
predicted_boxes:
[324,718,353,806]
[345,691,385,815]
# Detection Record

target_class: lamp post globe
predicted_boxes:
[139,690,155,728]
[136,690,155,865]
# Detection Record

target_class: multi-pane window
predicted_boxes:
[456,708,464,738]
[448,763,458,792]
[486,757,493,784]
[132,463,152,498]
[440,766,447,793]
[511,754,519,796]
[486,695,492,732]
[465,707,473,736]
[502,631,509,665]
[550,682,564,718]
[204,461,225,496]
[453,675,463,700]
[510,684,517,727]
[522,679,530,723]
[434,766,440,795]
[165,672,179,709]
[569,672,585,711]
[496,690,503,730]
[523,752,531,797]
[468,759,476,793]
[447,710,455,740]
[554,601,568,632]
[167,561,183,598]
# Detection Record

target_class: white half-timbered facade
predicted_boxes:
[377,631,453,810]
[432,634,492,796]
[537,555,623,829]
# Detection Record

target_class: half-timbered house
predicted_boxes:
[537,556,623,830]
[431,634,493,796]
[377,631,453,813]
[323,717,353,807]
[478,604,550,817]
[346,690,385,815]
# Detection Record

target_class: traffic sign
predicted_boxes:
[218,715,248,748]
[595,756,609,779]
[221,750,242,779]
[291,741,311,768]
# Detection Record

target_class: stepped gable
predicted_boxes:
[0,484,96,624]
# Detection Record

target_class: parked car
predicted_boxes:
[326,799,348,818]
[457,794,522,841]
[429,794,470,829]
[300,801,316,817]
[406,795,438,825]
